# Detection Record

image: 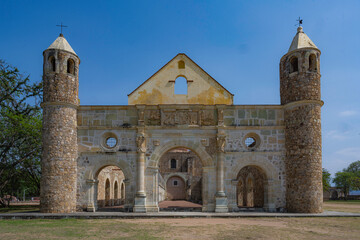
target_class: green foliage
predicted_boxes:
[322,168,331,191]
[333,160,360,199]
[0,60,42,206]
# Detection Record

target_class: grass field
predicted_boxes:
[323,200,360,213]
[0,217,359,240]
[0,201,359,239]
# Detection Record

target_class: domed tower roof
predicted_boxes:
[47,33,77,55]
[288,26,318,53]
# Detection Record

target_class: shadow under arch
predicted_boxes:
[149,139,214,168]
[86,157,134,182]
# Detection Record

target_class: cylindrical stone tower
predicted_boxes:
[40,33,80,213]
[280,27,323,213]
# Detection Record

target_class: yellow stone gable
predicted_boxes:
[128,53,233,105]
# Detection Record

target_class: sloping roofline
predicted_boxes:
[127,53,234,96]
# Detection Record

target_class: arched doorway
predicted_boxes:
[237,165,266,208]
[158,147,203,211]
[96,165,125,209]
[114,181,119,205]
[166,176,186,200]
[105,179,110,206]
[121,182,125,204]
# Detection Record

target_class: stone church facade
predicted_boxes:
[40,26,323,213]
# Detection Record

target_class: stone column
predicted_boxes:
[86,179,98,212]
[215,134,228,212]
[134,131,147,212]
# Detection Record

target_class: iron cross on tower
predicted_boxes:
[296,17,303,27]
[56,22,68,34]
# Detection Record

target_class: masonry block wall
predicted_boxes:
[41,38,80,213]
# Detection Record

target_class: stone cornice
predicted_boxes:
[283,100,324,109]
[41,101,79,109]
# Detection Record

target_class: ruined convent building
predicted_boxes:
[40,26,323,213]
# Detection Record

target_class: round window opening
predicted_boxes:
[106,137,117,148]
[245,137,256,148]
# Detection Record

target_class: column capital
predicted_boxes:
[136,133,146,153]
[216,135,226,153]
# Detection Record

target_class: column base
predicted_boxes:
[133,196,147,213]
[215,196,229,213]
[87,204,96,212]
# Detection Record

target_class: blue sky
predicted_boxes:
[1,0,359,179]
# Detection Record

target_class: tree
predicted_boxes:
[333,160,360,199]
[0,60,42,207]
[322,168,331,192]
[346,160,360,174]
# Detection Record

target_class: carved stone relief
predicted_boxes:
[200,110,216,126]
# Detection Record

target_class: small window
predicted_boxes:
[67,58,75,75]
[309,54,317,72]
[245,137,256,148]
[173,180,178,186]
[178,60,185,69]
[106,137,117,148]
[171,159,177,169]
[290,57,298,73]
[174,76,187,95]
[48,56,55,72]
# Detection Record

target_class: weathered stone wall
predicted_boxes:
[280,50,321,105]
[128,54,233,105]
[76,105,286,212]
[41,48,79,213]
[284,104,322,212]
[280,48,323,213]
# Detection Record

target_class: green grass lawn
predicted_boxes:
[0,201,359,239]
[0,218,359,240]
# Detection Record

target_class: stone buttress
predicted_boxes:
[280,27,323,213]
[40,34,80,213]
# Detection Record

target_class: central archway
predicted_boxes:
[158,147,203,211]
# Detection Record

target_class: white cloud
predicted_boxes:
[335,147,360,159]
[325,130,348,140]
[339,110,358,117]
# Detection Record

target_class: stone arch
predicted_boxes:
[86,156,133,182]
[290,56,298,73]
[229,155,281,211]
[67,58,75,75]
[174,76,188,95]
[163,173,187,185]
[308,53,317,72]
[149,139,214,168]
[48,55,55,72]
[166,176,186,200]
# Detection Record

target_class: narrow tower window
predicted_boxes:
[290,57,298,73]
[171,159,177,169]
[67,58,75,75]
[174,76,188,95]
[48,56,55,72]
[178,60,185,69]
[308,54,317,72]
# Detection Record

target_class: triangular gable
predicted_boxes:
[128,53,233,105]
